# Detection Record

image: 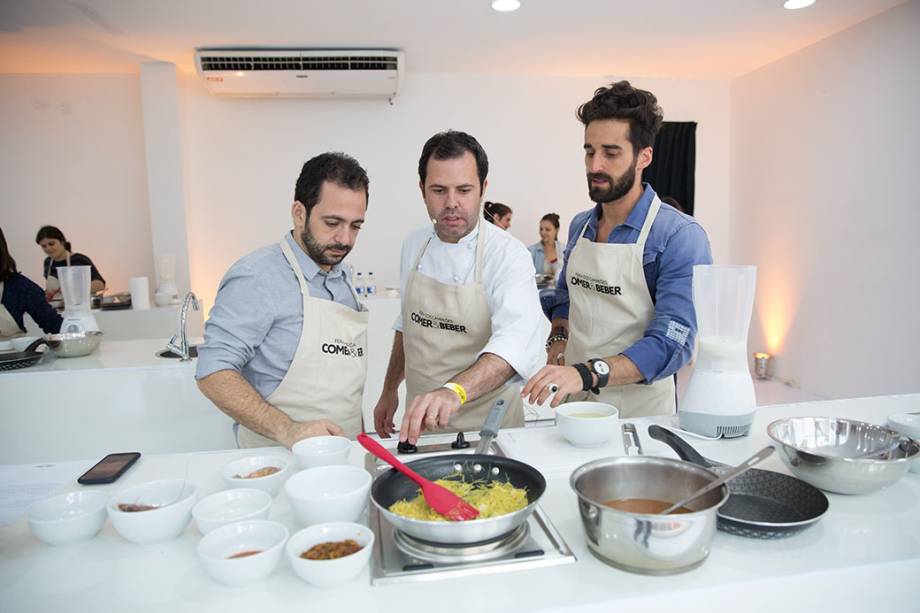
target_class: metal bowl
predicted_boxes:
[570,456,728,575]
[767,417,920,495]
[45,331,103,358]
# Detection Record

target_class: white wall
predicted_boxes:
[0,75,155,292]
[179,72,730,310]
[730,0,920,398]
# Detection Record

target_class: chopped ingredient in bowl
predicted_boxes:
[234,466,281,479]
[227,549,263,559]
[301,540,362,560]
[389,479,528,521]
[116,503,159,512]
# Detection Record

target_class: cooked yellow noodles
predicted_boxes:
[389,479,528,521]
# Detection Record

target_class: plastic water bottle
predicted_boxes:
[354,271,365,296]
[366,272,377,297]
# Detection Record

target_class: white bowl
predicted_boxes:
[107,479,197,544]
[292,436,352,469]
[26,490,108,545]
[284,465,371,526]
[197,520,288,585]
[286,522,374,587]
[556,401,620,447]
[193,488,273,535]
[11,336,41,352]
[888,413,920,474]
[221,454,292,497]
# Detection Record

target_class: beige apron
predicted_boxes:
[403,225,524,433]
[237,238,369,448]
[45,254,70,296]
[0,283,26,341]
[564,196,675,418]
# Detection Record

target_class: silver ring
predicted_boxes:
[548,383,559,394]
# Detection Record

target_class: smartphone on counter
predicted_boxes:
[77,452,142,485]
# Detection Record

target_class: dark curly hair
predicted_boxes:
[294,152,369,217]
[577,80,663,153]
[418,130,489,190]
[35,225,72,252]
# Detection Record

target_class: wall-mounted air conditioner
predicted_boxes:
[194,49,404,102]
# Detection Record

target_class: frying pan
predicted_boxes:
[369,399,546,544]
[647,425,829,538]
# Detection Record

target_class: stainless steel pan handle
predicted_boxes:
[622,423,643,456]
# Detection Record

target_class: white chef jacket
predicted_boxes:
[394,221,549,383]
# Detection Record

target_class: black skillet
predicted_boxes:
[648,424,829,539]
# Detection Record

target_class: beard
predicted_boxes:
[587,157,638,204]
[300,225,351,267]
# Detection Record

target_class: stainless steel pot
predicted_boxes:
[767,416,920,495]
[570,456,728,575]
[45,331,103,358]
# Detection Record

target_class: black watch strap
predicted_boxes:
[572,363,595,393]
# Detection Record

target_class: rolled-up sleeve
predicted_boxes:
[195,264,278,380]
[622,222,712,383]
[480,245,549,382]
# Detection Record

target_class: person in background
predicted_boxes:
[1,227,62,340]
[373,131,547,444]
[527,213,563,282]
[660,196,685,214]
[196,152,370,448]
[523,80,712,418]
[35,226,105,300]
[483,201,513,230]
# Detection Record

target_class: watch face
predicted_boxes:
[592,359,610,376]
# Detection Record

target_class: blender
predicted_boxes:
[679,265,757,438]
[58,266,100,333]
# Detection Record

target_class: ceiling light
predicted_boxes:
[491,0,521,12]
[783,0,815,9]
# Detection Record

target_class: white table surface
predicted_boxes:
[2,394,919,612]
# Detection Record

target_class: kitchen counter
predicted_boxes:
[2,394,918,613]
[24,304,204,342]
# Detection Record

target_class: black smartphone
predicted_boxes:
[77,452,142,485]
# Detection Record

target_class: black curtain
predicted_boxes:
[643,121,696,216]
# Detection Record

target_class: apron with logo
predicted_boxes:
[402,226,524,433]
[44,254,70,296]
[237,237,369,448]
[0,283,26,341]
[564,196,675,418]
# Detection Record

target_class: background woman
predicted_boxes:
[483,201,513,230]
[35,225,105,300]
[528,213,563,282]
[1,226,62,340]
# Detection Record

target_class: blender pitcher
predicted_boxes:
[679,265,757,438]
[58,266,99,333]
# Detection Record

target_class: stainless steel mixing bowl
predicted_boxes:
[570,456,728,575]
[45,331,103,358]
[767,416,919,495]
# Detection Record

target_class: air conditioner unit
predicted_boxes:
[194,49,404,102]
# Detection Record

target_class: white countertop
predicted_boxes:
[12,337,202,374]
[2,394,919,613]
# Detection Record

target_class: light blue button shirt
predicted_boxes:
[195,232,359,399]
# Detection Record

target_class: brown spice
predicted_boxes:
[117,503,159,512]
[234,466,281,479]
[300,539,362,560]
[227,550,262,559]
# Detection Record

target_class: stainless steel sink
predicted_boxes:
[156,346,198,359]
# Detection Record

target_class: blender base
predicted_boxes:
[678,410,755,438]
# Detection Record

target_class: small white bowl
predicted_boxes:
[556,401,620,447]
[221,454,292,497]
[26,490,108,545]
[292,436,352,469]
[888,413,920,474]
[198,520,288,585]
[193,488,273,535]
[284,465,371,526]
[286,522,373,587]
[107,479,197,544]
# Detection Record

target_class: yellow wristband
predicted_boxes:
[441,382,467,405]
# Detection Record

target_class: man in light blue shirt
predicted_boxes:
[523,81,712,417]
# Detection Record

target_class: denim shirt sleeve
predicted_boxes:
[621,222,712,383]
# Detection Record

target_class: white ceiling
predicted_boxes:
[0,0,907,79]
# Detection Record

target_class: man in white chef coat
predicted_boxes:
[373,130,548,444]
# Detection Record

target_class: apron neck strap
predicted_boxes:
[279,235,312,297]
[411,223,486,284]
[636,196,661,247]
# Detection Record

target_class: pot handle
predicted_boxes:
[647,424,716,468]
[475,398,508,454]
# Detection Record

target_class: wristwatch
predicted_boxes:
[572,363,594,393]
[588,359,610,391]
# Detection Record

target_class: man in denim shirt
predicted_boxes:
[522,81,712,417]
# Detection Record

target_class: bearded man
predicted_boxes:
[522,81,713,418]
[197,152,370,447]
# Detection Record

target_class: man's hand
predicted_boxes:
[546,339,567,366]
[281,419,344,449]
[373,388,399,438]
[522,365,585,408]
[399,388,462,445]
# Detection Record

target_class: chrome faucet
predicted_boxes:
[167,291,200,361]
